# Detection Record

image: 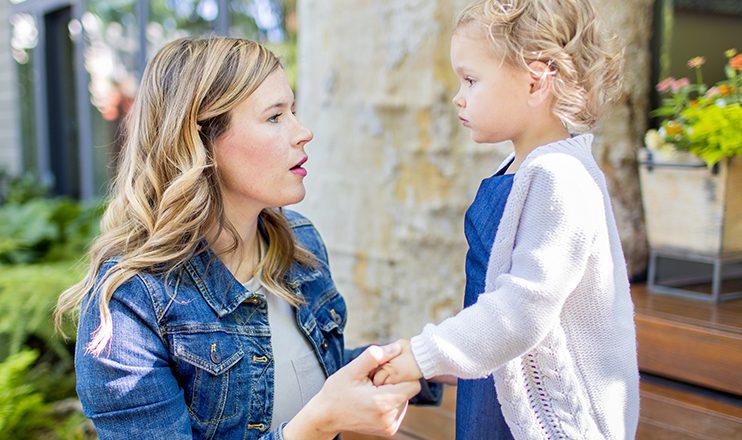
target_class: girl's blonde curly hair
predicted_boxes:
[457,0,623,131]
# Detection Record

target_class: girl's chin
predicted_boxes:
[471,131,506,144]
[471,132,494,144]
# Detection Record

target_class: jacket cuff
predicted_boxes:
[270,422,288,440]
[409,378,444,406]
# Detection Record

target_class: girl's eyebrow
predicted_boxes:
[454,66,474,76]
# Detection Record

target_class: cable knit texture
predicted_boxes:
[410,134,640,439]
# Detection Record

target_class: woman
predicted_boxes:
[55,37,427,440]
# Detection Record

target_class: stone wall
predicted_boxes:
[296,0,654,345]
[0,1,21,175]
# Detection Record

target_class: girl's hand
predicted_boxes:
[372,339,424,386]
[283,343,421,439]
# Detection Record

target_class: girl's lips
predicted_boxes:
[458,116,470,127]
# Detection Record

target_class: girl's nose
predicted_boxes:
[452,90,465,108]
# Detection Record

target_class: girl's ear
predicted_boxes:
[526,60,555,107]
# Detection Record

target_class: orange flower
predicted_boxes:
[719,84,733,96]
[689,100,700,107]
[666,121,683,137]
[730,54,742,71]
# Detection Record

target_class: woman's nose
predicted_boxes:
[295,122,313,147]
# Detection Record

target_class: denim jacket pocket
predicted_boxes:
[314,288,347,334]
[172,332,245,424]
[310,290,347,374]
[316,306,346,334]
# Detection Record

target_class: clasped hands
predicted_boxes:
[370,339,423,386]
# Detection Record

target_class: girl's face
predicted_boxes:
[213,68,313,216]
[450,26,532,144]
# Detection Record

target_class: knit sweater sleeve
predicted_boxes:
[411,153,603,379]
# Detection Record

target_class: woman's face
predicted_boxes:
[213,68,313,216]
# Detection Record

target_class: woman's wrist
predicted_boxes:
[282,394,338,440]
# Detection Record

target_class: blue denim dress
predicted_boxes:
[456,168,515,440]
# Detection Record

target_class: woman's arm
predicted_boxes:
[281,344,421,439]
[75,276,192,439]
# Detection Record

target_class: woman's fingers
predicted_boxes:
[378,378,422,402]
[345,343,401,379]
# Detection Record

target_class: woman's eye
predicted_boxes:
[465,77,475,86]
[268,113,282,123]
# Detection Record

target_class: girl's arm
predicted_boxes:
[411,156,603,379]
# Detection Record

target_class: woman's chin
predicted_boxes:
[284,188,307,207]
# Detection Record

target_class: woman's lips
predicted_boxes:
[458,116,470,127]
[291,156,308,176]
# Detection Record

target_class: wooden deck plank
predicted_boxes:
[633,284,742,395]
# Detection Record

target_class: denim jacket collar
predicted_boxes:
[184,241,322,318]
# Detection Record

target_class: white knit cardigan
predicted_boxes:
[410,134,640,440]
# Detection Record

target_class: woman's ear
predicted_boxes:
[526,60,555,107]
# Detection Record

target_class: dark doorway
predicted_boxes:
[44,6,79,198]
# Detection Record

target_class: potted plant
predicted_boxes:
[639,49,742,301]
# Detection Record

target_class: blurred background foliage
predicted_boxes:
[0,171,99,439]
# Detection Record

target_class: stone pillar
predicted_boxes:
[592,0,654,279]
[296,0,654,345]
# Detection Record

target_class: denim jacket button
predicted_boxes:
[330,309,342,325]
[320,340,328,351]
[211,344,222,364]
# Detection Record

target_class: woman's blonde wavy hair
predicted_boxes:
[55,37,315,356]
[457,0,623,131]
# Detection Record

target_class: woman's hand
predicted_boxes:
[282,343,421,439]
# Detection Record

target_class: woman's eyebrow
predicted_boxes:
[261,99,294,114]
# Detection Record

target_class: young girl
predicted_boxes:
[375,1,640,439]
[55,37,424,440]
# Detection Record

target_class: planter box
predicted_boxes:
[638,149,742,257]
[638,149,742,302]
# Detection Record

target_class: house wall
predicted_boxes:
[0,1,21,175]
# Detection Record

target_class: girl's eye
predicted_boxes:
[268,113,282,123]
[465,77,475,86]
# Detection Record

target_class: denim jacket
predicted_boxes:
[76,210,354,439]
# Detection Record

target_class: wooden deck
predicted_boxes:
[345,284,742,439]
